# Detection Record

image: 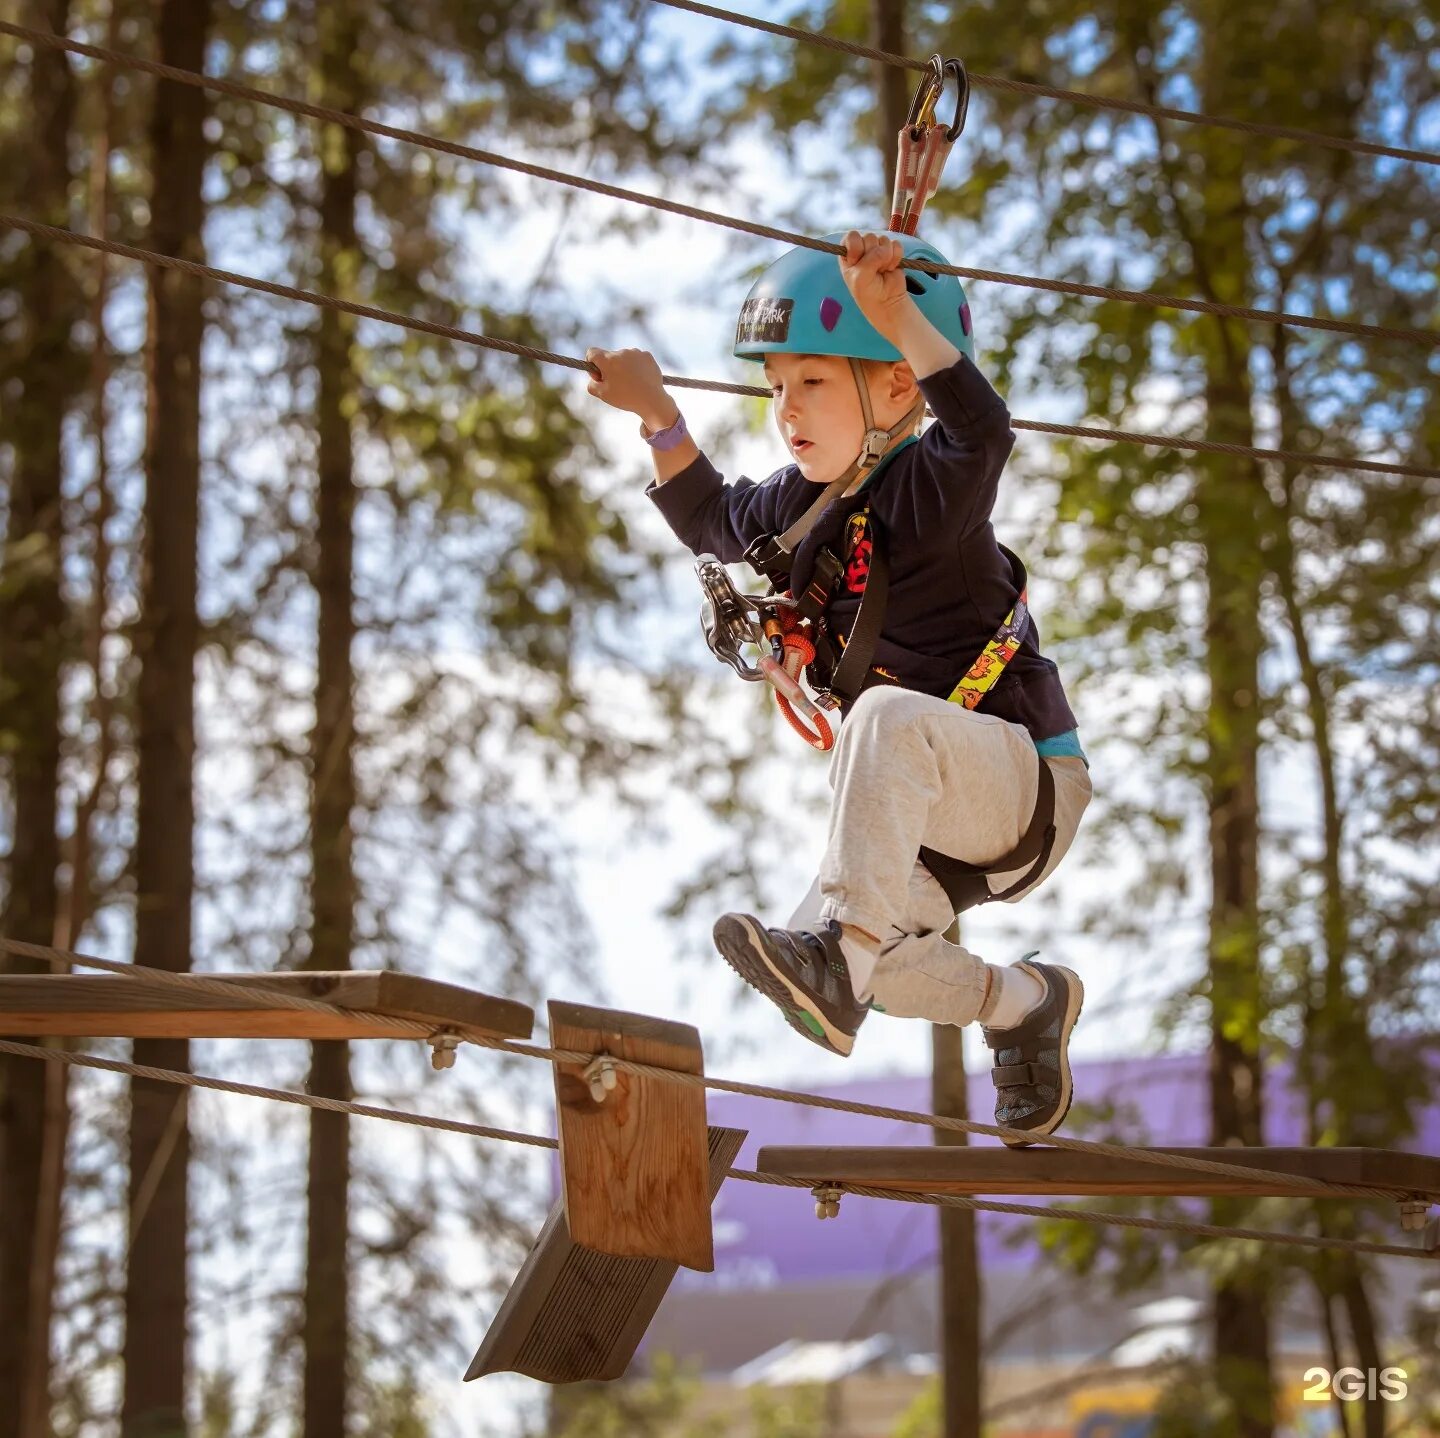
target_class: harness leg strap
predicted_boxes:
[918,754,1057,915]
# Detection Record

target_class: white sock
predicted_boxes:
[836,926,883,1002]
[980,961,1046,1029]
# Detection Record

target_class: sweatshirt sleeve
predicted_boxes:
[645,451,788,564]
[909,354,1017,536]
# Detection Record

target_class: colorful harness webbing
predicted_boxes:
[946,588,1030,710]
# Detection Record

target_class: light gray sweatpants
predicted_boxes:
[785,685,1092,1027]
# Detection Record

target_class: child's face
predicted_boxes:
[762,352,902,485]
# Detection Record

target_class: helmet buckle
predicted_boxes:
[860,428,889,466]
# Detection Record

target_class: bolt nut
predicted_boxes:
[1399,1199,1430,1233]
[429,1035,460,1071]
[583,1056,619,1103]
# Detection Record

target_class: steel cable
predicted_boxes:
[650,0,1440,169]
[0,214,1433,482]
[2,22,1437,352]
[0,1038,1433,1262]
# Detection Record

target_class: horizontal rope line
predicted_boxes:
[0,1037,557,1149]
[3,23,1436,350]
[651,0,1440,169]
[729,1171,1437,1262]
[0,1039,1431,1261]
[0,937,1413,1203]
[1007,417,1435,480]
[0,215,1432,481]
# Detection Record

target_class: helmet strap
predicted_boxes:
[757,367,928,566]
[843,358,926,496]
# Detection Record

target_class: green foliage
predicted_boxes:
[747,1383,829,1438]
[550,1354,726,1438]
[889,1378,940,1438]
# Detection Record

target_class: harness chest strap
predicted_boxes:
[815,515,1031,712]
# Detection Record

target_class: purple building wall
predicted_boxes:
[671,1050,1440,1295]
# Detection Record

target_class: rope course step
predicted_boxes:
[548,1000,715,1272]
[3,22,1436,351]
[0,969,532,1055]
[3,981,1437,1389]
[1,938,1430,1204]
[0,215,1432,483]
[465,1126,748,1384]
[756,1143,1440,1211]
[0,1036,1434,1270]
[650,0,1440,169]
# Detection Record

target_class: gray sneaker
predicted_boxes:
[981,959,1084,1147]
[712,914,868,1057]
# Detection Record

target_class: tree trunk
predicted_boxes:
[0,5,76,1436]
[302,10,362,1438]
[122,3,211,1435]
[869,0,909,207]
[1195,4,1272,1431]
[932,1014,980,1438]
[1269,331,1387,1438]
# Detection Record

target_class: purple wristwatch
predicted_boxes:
[641,411,689,451]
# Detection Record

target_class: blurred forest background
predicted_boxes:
[0,1,1437,1437]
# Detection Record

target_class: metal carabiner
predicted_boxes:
[904,54,970,142]
[903,55,946,139]
[941,57,970,141]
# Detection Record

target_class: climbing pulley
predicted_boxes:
[696,554,836,752]
[889,54,970,236]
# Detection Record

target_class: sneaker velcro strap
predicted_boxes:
[992,1061,1043,1089]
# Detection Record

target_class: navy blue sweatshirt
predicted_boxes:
[648,354,1078,743]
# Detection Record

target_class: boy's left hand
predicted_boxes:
[839,230,914,343]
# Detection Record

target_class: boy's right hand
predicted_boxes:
[585,346,676,429]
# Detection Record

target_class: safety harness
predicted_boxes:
[697,495,1056,913]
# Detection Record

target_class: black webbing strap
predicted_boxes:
[918,755,1057,915]
[824,514,890,705]
[744,470,854,577]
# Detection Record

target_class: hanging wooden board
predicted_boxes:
[549,1000,713,1272]
[756,1144,1440,1201]
[0,970,533,1043]
[465,1125,746,1385]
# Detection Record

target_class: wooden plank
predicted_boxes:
[0,971,533,1042]
[756,1145,1440,1201]
[549,1000,713,1272]
[464,1126,746,1384]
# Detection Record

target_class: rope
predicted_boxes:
[651,0,1440,170]
[0,1038,558,1150]
[0,937,1418,1204]
[3,23,1437,352]
[0,1038,1432,1262]
[0,215,1432,483]
[729,1170,1438,1263]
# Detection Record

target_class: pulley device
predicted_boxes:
[696,555,836,751]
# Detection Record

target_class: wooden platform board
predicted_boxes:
[550,1000,713,1271]
[465,1125,747,1384]
[756,1145,1440,1201]
[0,971,533,1043]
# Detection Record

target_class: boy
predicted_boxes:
[585,231,1092,1144]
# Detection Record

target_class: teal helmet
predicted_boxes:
[733,230,974,365]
